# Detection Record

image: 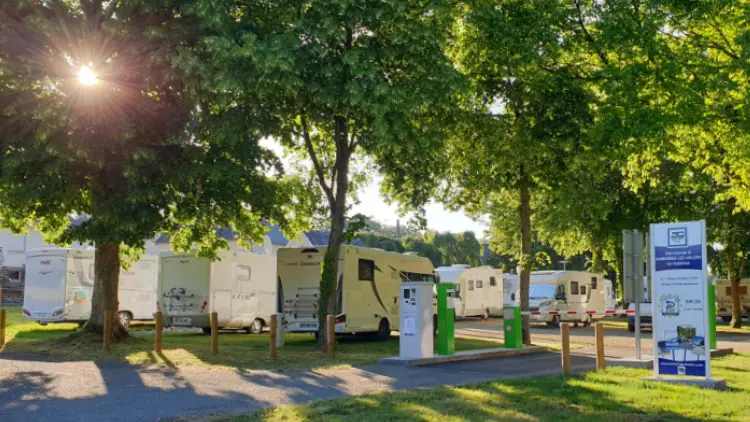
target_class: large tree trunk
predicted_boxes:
[518,166,533,345]
[726,204,743,329]
[316,116,351,351]
[591,245,606,273]
[614,242,624,302]
[85,242,128,339]
[730,276,743,329]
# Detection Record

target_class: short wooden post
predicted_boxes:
[210,312,219,354]
[0,309,6,347]
[595,323,606,370]
[561,322,571,375]
[269,314,278,358]
[155,311,163,354]
[326,315,335,359]
[103,311,112,352]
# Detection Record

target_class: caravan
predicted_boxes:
[158,251,276,334]
[278,246,435,340]
[529,271,610,327]
[715,278,749,322]
[436,265,504,319]
[22,248,158,327]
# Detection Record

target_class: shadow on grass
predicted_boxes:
[245,373,714,422]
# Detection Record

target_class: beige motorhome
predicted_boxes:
[529,271,609,327]
[158,251,277,334]
[715,278,750,321]
[436,265,504,319]
[278,246,435,340]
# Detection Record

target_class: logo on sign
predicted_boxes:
[668,228,688,247]
[658,294,681,317]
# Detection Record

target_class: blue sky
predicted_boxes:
[351,174,488,236]
[261,138,488,236]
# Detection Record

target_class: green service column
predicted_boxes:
[708,282,717,350]
[437,283,455,356]
[504,306,522,349]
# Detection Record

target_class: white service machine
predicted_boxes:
[399,282,434,359]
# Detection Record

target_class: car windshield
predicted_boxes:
[530,284,557,300]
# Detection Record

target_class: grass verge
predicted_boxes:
[1,306,502,370]
[239,353,750,421]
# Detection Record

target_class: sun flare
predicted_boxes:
[78,65,98,86]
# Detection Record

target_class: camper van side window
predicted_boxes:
[468,280,474,290]
[571,281,579,295]
[476,280,483,289]
[580,286,587,296]
[490,276,497,287]
[359,259,375,281]
[590,277,598,289]
[237,265,251,282]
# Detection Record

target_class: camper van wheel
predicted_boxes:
[550,315,561,328]
[376,318,391,342]
[247,319,264,335]
[118,312,132,329]
[583,316,592,328]
[202,327,212,335]
[721,316,732,323]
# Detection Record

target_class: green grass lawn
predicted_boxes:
[1,306,502,370]
[241,353,750,421]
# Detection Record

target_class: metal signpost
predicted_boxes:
[623,230,645,360]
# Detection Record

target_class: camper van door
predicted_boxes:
[66,256,94,320]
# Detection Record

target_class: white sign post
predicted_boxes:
[650,221,718,384]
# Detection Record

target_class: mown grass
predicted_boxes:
[240,353,750,421]
[1,306,502,370]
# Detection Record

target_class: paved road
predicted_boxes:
[0,351,598,422]
[455,318,750,354]
[1,319,745,421]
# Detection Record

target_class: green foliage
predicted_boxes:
[0,0,301,256]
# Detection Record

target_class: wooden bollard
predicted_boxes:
[103,311,112,352]
[326,315,335,359]
[560,322,571,375]
[595,322,606,370]
[210,312,219,354]
[0,309,6,347]
[155,311,163,354]
[269,314,278,358]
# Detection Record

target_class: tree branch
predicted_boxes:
[301,114,335,206]
[573,0,609,66]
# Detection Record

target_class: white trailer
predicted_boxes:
[22,248,159,328]
[528,271,610,327]
[278,246,435,340]
[436,265,504,319]
[503,274,520,306]
[715,278,750,321]
[158,251,276,334]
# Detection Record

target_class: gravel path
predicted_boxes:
[0,351,596,422]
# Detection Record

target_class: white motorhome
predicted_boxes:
[503,274,520,306]
[158,251,277,334]
[22,248,159,328]
[436,265,504,319]
[529,271,610,327]
[715,278,750,322]
[603,278,618,312]
[278,246,435,340]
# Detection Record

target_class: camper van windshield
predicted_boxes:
[530,284,557,300]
